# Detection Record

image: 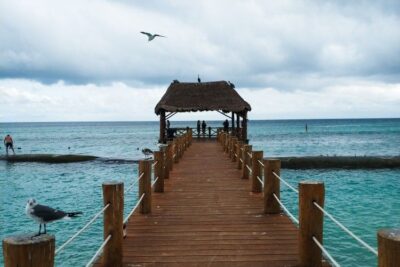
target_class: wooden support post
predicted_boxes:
[224,135,229,153]
[236,142,243,169]
[231,112,235,135]
[162,147,169,180]
[251,151,263,193]
[241,145,252,179]
[231,138,238,161]
[299,181,325,267]
[167,141,173,172]
[378,229,400,267]
[174,139,179,163]
[242,111,248,143]
[208,127,211,138]
[154,151,164,193]
[222,133,227,150]
[139,160,152,214]
[102,181,124,267]
[3,235,55,267]
[263,159,281,214]
[159,110,166,143]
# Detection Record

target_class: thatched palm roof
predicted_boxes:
[155,81,251,114]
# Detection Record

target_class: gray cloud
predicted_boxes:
[0,0,399,89]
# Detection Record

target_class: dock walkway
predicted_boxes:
[123,141,299,266]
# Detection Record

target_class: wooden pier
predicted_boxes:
[122,140,299,266]
[4,81,400,267]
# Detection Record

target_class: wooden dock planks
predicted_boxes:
[122,141,301,266]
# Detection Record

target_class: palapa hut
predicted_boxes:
[155,80,251,143]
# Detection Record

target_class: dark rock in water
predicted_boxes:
[17,147,21,149]
[278,156,400,169]
[0,154,98,163]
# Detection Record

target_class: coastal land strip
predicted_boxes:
[1,154,400,169]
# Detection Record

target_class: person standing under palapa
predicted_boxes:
[201,120,207,135]
[4,134,15,155]
[197,120,201,136]
[223,119,229,133]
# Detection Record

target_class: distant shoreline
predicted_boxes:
[1,154,400,169]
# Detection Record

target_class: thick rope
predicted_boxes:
[312,236,341,267]
[272,172,298,194]
[85,234,112,267]
[55,203,110,255]
[272,193,299,225]
[125,172,145,193]
[123,193,145,224]
[313,202,378,256]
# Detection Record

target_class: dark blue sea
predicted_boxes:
[1,119,399,266]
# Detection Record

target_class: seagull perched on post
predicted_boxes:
[25,198,82,236]
[140,31,166,41]
[142,148,153,158]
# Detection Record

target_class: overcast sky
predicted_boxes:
[1,0,399,122]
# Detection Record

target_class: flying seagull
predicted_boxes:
[140,31,166,41]
[142,148,153,158]
[25,198,82,236]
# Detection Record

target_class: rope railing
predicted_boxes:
[239,159,243,163]
[272,171,298,194]
[246,164,252,174]
[123,193,145,224]
[55,203,110,255]
[85,234,112,267]
[272,193,299,225]
[313,201,378,256]
[152,177,159,187]
[258,160,264,167]
[152,161,158,168]
[313,236,341,267]
[247,152,252,158]
[257,176,264,186]
[125,172,145,193]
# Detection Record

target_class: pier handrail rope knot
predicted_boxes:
[313,201,378,256]
[125,172,145,194]
[85,234,112,267]
[312,236,341,267]
[124,193,146,224]
[55,203,111,255]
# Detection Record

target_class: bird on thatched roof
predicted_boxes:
[228,81,235,89]
[142,148,153,158]
[140,31,166,41]
[198,75,201,83]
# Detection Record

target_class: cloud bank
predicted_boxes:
[0,0,399,121]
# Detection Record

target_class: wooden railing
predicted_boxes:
[217,131,400,267]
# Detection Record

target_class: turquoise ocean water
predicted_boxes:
[1,119,399,266]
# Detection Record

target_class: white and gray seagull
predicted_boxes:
[140,31,166,41]
[142,148,153,158]
[25,198,82,236]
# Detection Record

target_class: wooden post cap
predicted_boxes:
[378,228,400,267]
[3,234,55,267]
